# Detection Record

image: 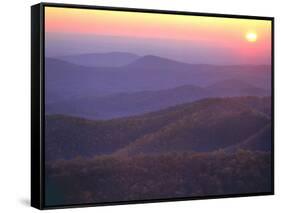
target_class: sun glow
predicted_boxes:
[45,7,271,64]
[245,32,257,42]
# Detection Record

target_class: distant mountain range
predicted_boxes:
[59,52,139,67]
[46,78,269,119]
[45,96,271,161]
[45,53,271,104]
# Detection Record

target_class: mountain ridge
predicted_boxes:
[58,52,139,67]
[46,79,269,120]
[45,96,271,161]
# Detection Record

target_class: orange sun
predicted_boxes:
[245,32,257,42]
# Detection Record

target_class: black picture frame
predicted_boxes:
[31,2,274,210]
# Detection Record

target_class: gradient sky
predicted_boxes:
[45,7,272,65]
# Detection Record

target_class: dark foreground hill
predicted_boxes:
[45,96,271,161]
[45,150,272,206]
[225,124,272,152]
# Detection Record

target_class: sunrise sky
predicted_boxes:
[45,6,272,65]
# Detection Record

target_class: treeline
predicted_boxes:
[45,150,272,206]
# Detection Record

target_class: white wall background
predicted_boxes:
[0,0,279,212]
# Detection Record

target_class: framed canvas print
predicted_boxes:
[31,2,274,210]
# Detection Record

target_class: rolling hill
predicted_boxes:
[45,54,271,104]
[207,79,269,97]
[46,79,269,120]
[225,124,272,152]
[45,96,271,161]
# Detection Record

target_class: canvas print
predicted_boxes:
[44,6,273,206]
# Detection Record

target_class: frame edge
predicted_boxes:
[31,3,44,210]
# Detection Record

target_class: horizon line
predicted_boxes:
[45,52,271,67]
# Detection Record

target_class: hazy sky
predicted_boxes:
[45,7,272,65]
